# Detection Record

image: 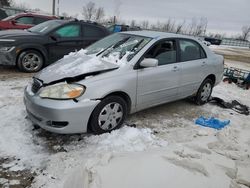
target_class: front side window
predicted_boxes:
[144,40,177,66]
[179,39,206,62]
[55,24,80,37]
[15,16,34,24]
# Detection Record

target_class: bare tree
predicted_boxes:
[11,2,29,10]
[82,2,96,21]
[176,20,186,34]
[187,18,197,35]
[241,26,250,40]
[130,20,136,28]
[61,12,69,18]
[186,17,208,36]
[113,0,122,23]
[95,7,105,22]
[0,0,12,7]
[141,20,149,29]
[194,17,207,36]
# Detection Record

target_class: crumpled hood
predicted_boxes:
[35,50,119,85]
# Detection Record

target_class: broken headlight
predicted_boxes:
[39,83,85,100]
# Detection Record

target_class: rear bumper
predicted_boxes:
[24,86,100,134]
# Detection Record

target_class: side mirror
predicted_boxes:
[140,58,158,68]
[11,20,17,25]
[50,33,59,41]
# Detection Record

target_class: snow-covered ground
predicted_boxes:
[0,59,250,188]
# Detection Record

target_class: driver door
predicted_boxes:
[47,24,83,63]
[136,39,181,111]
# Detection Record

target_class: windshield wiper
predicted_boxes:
[119,39,145,60]
[96,37,131,57]
[130,39,144,52]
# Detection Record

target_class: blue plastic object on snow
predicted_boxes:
[195,116,230,130]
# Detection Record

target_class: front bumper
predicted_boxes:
[24,86,100,134]
[0,50,16,66]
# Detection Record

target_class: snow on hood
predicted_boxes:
[35,49,120,84]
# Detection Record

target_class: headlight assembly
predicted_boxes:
[0,46,15,52]
[39,83,85,100]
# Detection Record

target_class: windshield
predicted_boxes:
[85,33,151,62]
[28,20,64,34]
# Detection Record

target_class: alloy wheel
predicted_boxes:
[22,53,42,72]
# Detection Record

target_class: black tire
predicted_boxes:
[17,50,44,73]
[89,96,128,134]
[195,78,213,105]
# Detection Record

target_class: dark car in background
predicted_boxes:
[0,9,8,20]
[0,6,26,20]
[204,37,222,45]
[0,19,110,72]
[107,24,141,33]
[0,12,57,30]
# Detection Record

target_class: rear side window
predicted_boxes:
[15,16,34,24]
[55,24,80,37]
[84,25,105,38]
[34,17,49,25]
[179,39,206,62]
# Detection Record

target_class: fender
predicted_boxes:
[16,43,49,64]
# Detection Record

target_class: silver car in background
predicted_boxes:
[24,31,224,134]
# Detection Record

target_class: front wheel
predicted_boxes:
[195,79,213,105]
[17,50,44,73]
[89,96,128,134]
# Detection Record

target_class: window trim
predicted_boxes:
[177,38,207,62]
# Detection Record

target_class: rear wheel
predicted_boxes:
[195,78,213,105]
[17,50,44,72]
[89,96,128,134]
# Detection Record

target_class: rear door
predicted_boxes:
[82,24,107,48]
[177,39,208,98]
[33,16,51,25]
[47,23,83,63]
[136,39,181,110]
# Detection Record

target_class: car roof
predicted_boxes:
[14,12,57,18]
[123,30,196,40]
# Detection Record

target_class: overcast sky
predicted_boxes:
[14,0,250,36]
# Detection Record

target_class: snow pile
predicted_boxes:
[31,126,167,188]
[85,126,167,152]
[64,147,231,188]
[102,51,132,66]
[0,78,48,169]
[46,49,113,75]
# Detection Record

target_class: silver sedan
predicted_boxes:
[24,31,224,134]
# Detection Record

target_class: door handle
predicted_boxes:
[201,62,206,66]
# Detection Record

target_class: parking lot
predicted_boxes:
[0,47,250,187]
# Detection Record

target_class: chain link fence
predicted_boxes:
[221,38,250,48]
